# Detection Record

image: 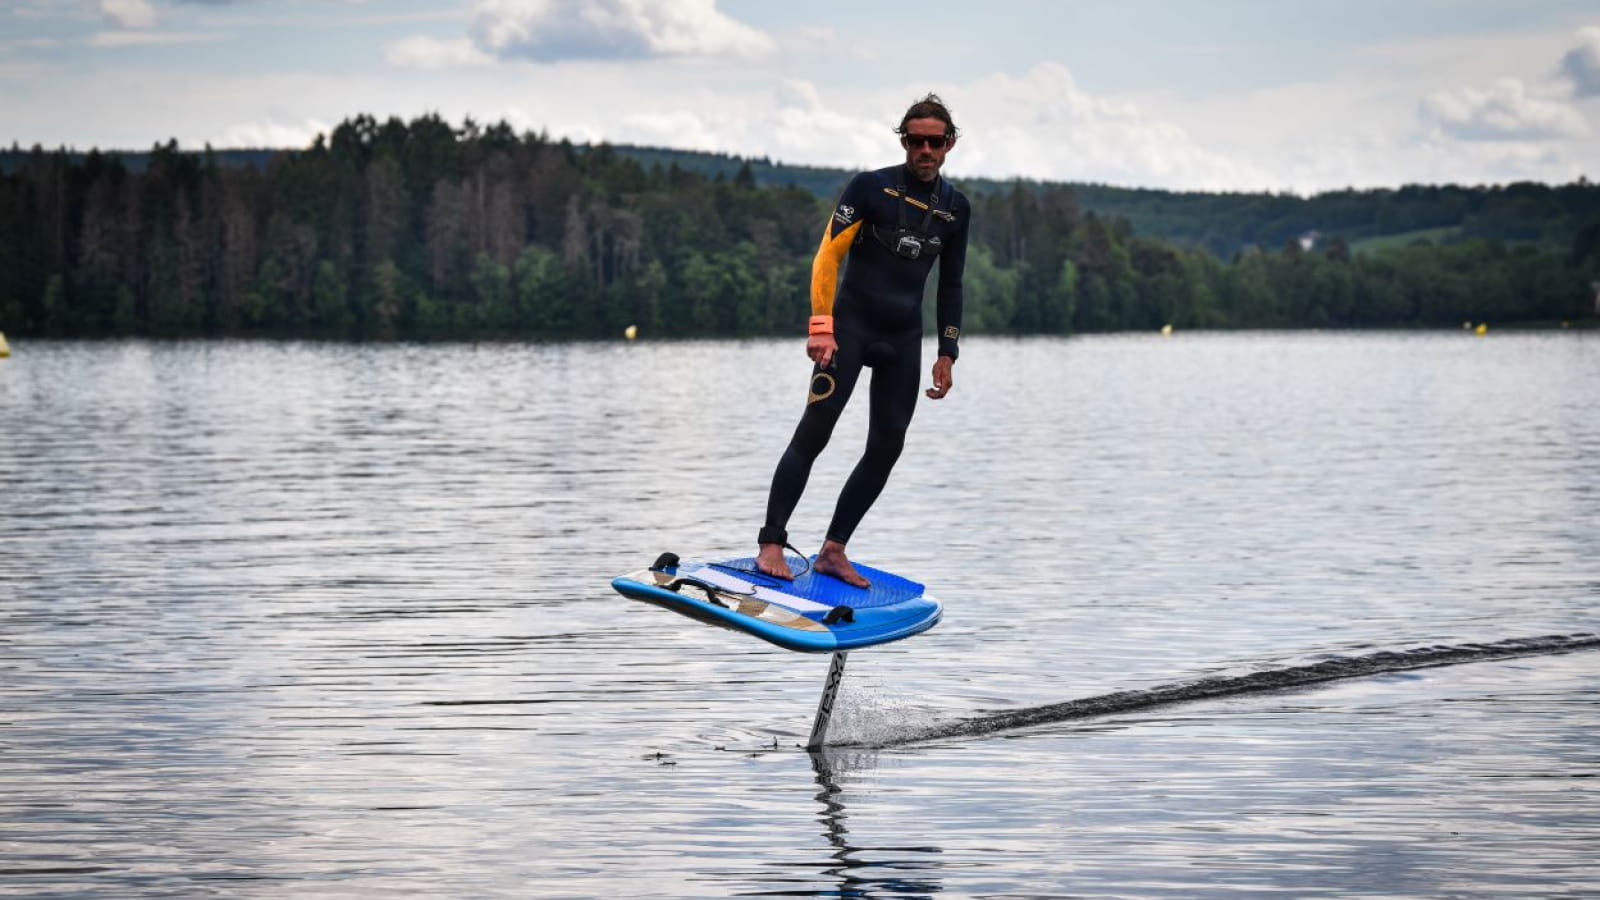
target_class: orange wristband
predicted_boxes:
[808,315,834,336]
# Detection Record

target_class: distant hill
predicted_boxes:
[0,144,280,175]
[4,140,1596,258]
[579,145,1599,258]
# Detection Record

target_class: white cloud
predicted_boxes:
[1561,26,1600,96]
[1418,77,1588,140]
[945,62,1266,189]
[9,3,58,19]
[764,80,885,163]
[5,8,1593,193]
[386,35,492,69]
[466,0,774,62]
[89,30,223,47]
[0,35,63,50]
[99,0,156,29]
[217,115,332,149]
[585,62,1272,190]
[596,78,885,168]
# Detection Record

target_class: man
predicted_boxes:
[756,94,970,587]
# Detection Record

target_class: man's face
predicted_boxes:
[901,116,954,183]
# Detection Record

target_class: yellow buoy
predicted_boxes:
[0,331,10,358]
[624,324,638,341]
[1160,324,1173,337]
[1475,323,1487,336]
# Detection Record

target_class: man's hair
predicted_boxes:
[897,93,960,140]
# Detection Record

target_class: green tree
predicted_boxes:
[312,260,352,334]
[468,252,514,330]
[513,243,572,334]
[959,244,1020,332]
[40,273,64,333]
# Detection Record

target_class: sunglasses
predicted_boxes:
[901,133,950,150]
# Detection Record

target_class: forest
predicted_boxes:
[595,144,1600,258]
[2,113,1597,340]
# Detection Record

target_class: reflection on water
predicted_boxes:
[807,750,947,897]
[1,333,1597,897]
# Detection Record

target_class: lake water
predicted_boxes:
[2,332,1597,898]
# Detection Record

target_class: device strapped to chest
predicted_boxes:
[866,174,954,261]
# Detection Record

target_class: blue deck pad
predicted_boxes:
[610,554,942,653]
[696,558,926,613]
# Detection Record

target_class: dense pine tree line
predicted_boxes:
[2,114,1596,340]
[604,145,1600,258]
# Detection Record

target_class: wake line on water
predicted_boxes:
[860,633,1600,748]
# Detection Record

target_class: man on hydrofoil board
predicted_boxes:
[755,94,971,587]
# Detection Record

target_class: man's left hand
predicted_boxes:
[926,355,954,399]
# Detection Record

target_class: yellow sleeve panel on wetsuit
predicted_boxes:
[810,219,860,318]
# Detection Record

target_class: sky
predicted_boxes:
[2,0,1598,193]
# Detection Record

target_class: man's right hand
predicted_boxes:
[807,334,837,368]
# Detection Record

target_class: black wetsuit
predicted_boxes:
[759,164,970,548]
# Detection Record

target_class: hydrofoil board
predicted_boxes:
[610,553,941,653]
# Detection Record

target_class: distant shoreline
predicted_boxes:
[5,116,1597,342]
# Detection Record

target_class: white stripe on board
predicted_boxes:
[684,564,835,615]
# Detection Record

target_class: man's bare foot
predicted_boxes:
[756,542,794,580]
[814,540,870,588]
